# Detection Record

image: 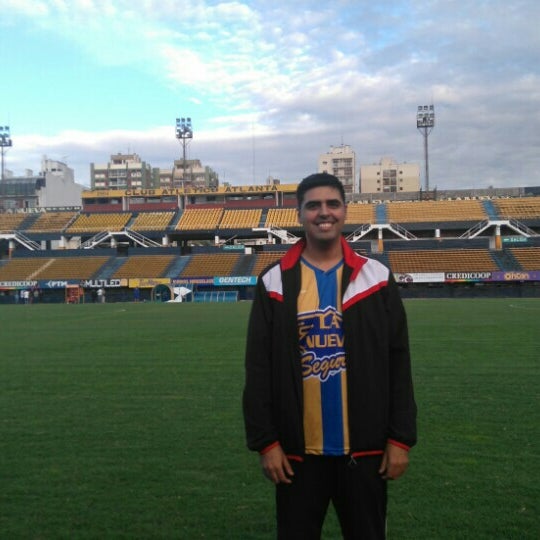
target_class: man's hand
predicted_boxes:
[379,443,409,480]
[260,445,294,484]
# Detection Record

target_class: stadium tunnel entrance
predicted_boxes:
[151,284,172,302]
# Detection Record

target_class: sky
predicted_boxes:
[0,0,539,191]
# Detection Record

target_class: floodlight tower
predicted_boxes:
[0,125,13,182]
[175,117,193,187]
[416,105,435,192]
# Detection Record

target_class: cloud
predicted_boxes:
[1,0,539,192]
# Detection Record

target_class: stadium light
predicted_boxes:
[0,125,13,182]
[175,117,193,188]
[416,105,435,192]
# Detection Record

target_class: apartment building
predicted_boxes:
[318,144,357,193]
[360,157,420,194]
[90,153,158,190]
[91,153,219,191]
[0,157,84,211]
[167,159,219,189]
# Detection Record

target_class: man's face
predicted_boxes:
[297,186,347,247]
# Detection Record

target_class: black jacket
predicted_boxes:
[243,238,417,456]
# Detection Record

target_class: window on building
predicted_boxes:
[382,169,397,192]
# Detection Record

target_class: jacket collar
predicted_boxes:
[281,236,367,279]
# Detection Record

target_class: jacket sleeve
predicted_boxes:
[385,273,417,449]
[242,274,279,453]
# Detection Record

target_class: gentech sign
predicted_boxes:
[213,276,257,286]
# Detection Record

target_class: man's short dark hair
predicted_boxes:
[296,173,346,208]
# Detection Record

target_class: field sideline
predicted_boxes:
[1,299,538,539]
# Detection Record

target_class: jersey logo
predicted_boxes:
[299,306,346,382]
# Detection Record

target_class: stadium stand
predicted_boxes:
[129,212,175,231]
[176,208,223,230]
[386,199,487,223]
[345,203,376,225]
[250,251,287,276]
[264,208,298,228]
[112,255,176,278]
[219,209,263,229]
[1,192,539,303]
[34,256,112,280]
[25,212,78,233]
[180,253,240,277]
[509,247,540,270]
[0,256,113,282]
[0,258,54,280]
[493,198,540,220]
[387,249,499,273]
[0,213,28,232]
[66,213,132,234]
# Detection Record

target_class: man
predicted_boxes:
[243,173,417,539]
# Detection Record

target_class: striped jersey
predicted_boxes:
[298,257,349,455]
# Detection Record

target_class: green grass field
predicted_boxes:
[1,299,538,539]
